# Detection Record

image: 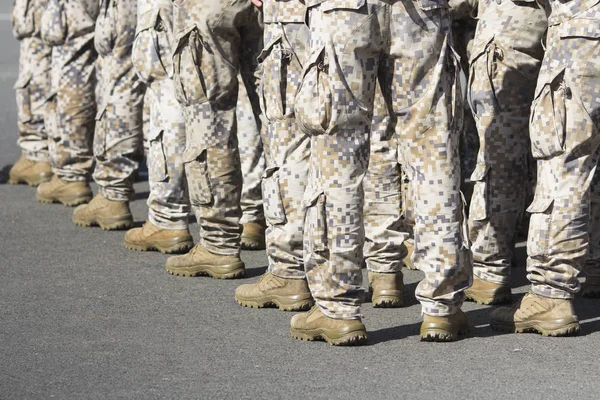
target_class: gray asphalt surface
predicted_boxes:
[1,7,600,399]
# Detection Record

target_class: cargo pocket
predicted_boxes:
[14,75,32,124]
[262,167,287,225]
[467,37,501,118]
[148,130,168,183]
[469,162,490,221]
[529,67,566,159]
[258,35,302,122]
[41,0,67,46]
[173,28,208,106]
[559,18,600,134]
[95,0,117,57]
[294,47,333,135]
[184,147,213,206]
[526,192,553,258]
[132,9,171,84]
[303,190,328,252]
[295,0,367,135]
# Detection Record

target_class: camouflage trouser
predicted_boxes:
[93,0,145,202]
[172,0,263,256]
[45,36,97,182]
[260,1,310,278]
[297,0,470,319]
[363,80,408,274]
[238,71,266,225]
[467,0,546,285]
[15,36,52,162]
[526,0,600,298]
[133,1,189,229]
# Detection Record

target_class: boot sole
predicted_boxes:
[241,234,266,251]
[240,240,266,251]
[125,240,194,254]
[490,319,580,337]
[465,291,512,305]
[420,326,468,342]
[8,173,52,187]
[37,193,92,207]
[372,295,404,308]
[73,215,133,231]
[290,327,368,346]
[235,295,314,312]
[166,262,245,279]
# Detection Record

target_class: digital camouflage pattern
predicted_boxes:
[172,0,263,255]
[259,0,310,279]
[297,0,470,319]
[526,0,600,298]
[133,0,190,230]
[93,0,145,202]
[237,50,266,226]
[467,0,547,285]
[12,0,52,163]
[363,80,408,274]
[41,0,99,181]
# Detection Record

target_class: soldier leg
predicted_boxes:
[92,0,145,203]
[363,76,408,307]
[234,5,313,311]
[491,5,600,336]
[237,33,267,249]
[47,35,96,182]
[164,0,263,279]
[390,0,471,324]
[466,0,546,304]
[9,35,54,186]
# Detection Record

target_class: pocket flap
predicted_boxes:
[321,0,365,12]
[257,35,283,64]
[183,146,206,163]
[469,162,490,182]
[468,36,494,66]
[302,187,324,209]
[261,166,280,180]
[526,195,554,214]
[136,8,160,33]
[533,66,566,101]
[559,18,600,39]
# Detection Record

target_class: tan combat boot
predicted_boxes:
[420,309,468,342]
[235,272,314,311]
[165,244,245,279]
[72,193,133,230]
[290,306,368,346]
[490,292,580,336]
[37,175,93,206]
[8,156,53,186]
[465,275,512,305]
[581,277,600,298]
[368,271,404,308]
[124,220,194,254]
[404,240,415,270]
[241,221,266,250]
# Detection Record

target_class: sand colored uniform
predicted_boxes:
[171,0,263,255]
[296,0,471,319]
[41,0,99,181]
[12,0,52,162]
[526,0,600,298]
[467,0,547,284]
[93,0,146,201]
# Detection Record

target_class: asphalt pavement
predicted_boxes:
[1,7,600,399]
